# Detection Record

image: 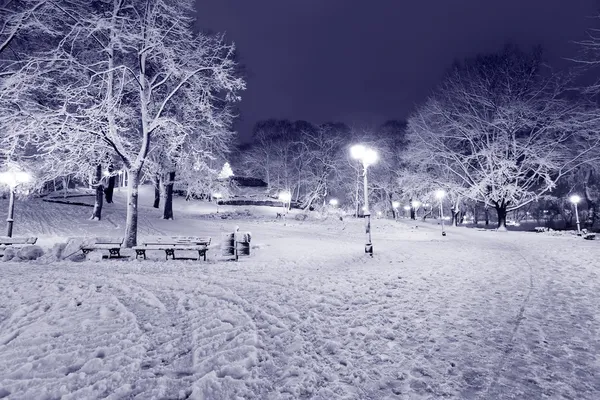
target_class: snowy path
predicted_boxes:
[0,196,599,398]
[1,221,599,399]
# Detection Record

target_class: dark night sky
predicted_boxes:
[195,0,599,142]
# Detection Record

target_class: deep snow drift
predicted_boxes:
[0,188,599,399]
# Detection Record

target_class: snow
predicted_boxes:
[0,187,599,399]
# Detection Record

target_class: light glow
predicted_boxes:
[569,194,581,204]
[278,192,292,202]
[350,144,378,166]
[403,205,411,211]
[435,189,446,199]
[411,200,421,208]
[0,170,31,189]
[350,144,366,160]
[213,192,223,199]
[392,201,400,209]
[329,199,339,206]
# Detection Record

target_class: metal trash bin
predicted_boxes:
[221,232,236,258]
[237,232,251,256]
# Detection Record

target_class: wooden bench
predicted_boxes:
[81,237,124,258]
[133,236,211,261]
[0,237,37,254]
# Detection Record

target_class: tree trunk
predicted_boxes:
[409,198,416,220]
[153,174,161,208]
[451,209,459,226]
[495,203,508,231]
[485,207,489,226]
[91,165,104,221]
[124,168,142,248]
[584,170,598,230]
[163,171,175,220]
[63,176,69,198]
[104,165,116,203]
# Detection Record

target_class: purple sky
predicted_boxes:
[195,0,598,141]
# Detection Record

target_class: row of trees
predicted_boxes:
[236,44,600,230]
[401,45,600,229]
[235,119,407,214]
[0,0,244,246]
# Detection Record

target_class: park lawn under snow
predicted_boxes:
[0,188,599,399]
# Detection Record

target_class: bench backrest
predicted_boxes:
[143,236,211,245]
[94,237,124,245]
[0,236,37,245]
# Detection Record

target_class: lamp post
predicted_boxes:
[278,191,291,212]
[392,201,400,220]
[351,144,377,256]
[569,194,582,236]
[213,192,223,213]
[435,189,446,236]
[411,200,421,220]
[0,170,31,237]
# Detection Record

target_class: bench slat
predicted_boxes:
[82,244,122,250]
[139,237,211,246]
[93,237,124,244]
[0,237,37,245]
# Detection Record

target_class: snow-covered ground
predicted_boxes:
[0,188,599,399]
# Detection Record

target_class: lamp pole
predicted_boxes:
[362,162,373,256]
[6,187,15,237]
[436,190,446,236]
[351,144,377,256]
[570,195,582,235]
[0,170,31,237]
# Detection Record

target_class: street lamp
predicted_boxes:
[411,200,421,219]
[329,198,339,207]
[278,191,291,212]
[392,201,400,220]
[213,192,223,213]
[569,194,582,236]
[350,144,377,256]
[0,169,31,237]
[435,189,446,236]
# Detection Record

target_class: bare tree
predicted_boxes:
[2,0,244,246]
[405,46,600,229]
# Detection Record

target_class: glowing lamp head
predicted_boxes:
[377,211,382,216]
[329,199,338,206]
[0,170,31,189]
[362,149,378,166]
[411,200,421,208]
[213,192,223,199]
[392,201,400,209]
[435,189,446,199]
[278,192,291,202]
[403,205,411,211]
[350,145,377,166]
[569,194,581,205]
[350,144,366,160]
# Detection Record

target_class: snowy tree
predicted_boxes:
[218,162,234,179]
[404,46,600,229]
[1,0,244,246]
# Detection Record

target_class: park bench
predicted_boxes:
[0,236,37,254]
[81,237,124,258]
[133,236,211,261]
